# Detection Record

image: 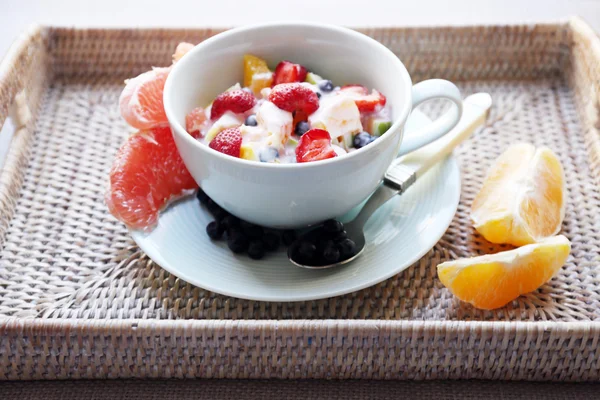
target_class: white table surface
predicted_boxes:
[3,0,600,60]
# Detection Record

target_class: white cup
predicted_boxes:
[164,22,462,228]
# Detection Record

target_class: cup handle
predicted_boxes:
[398,79,463,156]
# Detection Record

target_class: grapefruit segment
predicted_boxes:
[173,42,194,63]
[119,67,171,130]
[106,126,198,231]
[185,107,207,137]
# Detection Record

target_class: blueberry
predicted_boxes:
[338,238,357,260]
[317,239,335,254]
[206,220,224,240]
[215,209,228,221]
[221,214,240,229]
[316,92,322,99]
[248,240,265,259]
[259,147,279,162]
[333,230,348,242]
[297,241,317,261]
[318,80,334,92]
[245,114,258,126]
[353,132,374,149]
[323,244,340,263]
[304,227,325,243]
[240,221,264,239]
[227,231,249,253]
[323,219,343,234]
[227,225,242,238]
[282,230,297,246]
[196,188,210,205]
[295,121,310,136]
[369,135,379,143]
[262,232,280,251]
[207,199,228,220]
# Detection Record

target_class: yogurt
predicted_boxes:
[186,55,392,164]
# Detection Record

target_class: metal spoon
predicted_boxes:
[288,93,492,269]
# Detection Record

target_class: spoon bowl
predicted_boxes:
[287,223,367,269]
[287,174,407,269]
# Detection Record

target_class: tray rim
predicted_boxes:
[1,17,600,381]
[2,317,599,380]
[3,316,600,330]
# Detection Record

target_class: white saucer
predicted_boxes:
[131,110,461,302]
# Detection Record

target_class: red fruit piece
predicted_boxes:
[210,89,256,120]
[295,128,337,163]
[209,127,242,157]
[272,60,308,86]
[106,126,199,231]
[185,107,207,137]
[269,83,319,116]
[340,85,387,113]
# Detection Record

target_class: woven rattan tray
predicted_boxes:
[0,18,599,381]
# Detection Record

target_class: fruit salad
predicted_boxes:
[185,55,392,163]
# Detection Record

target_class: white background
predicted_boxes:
[1,0,599,165]
[2,0,600,58]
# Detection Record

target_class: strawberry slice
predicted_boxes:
[210,89,256,120]
[269,83,319,115]
[339,85,386,113]
[272,60,308,86]
[209,127,242,157]
[295,128,337,163]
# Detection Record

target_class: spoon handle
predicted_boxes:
[351,184,400,228]
[397,93,492,179]
[350,93,492,229]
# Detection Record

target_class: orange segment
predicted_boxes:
[243,54,273,95]
[471,143,566,246]
[519,148,565,238]
[437,235,571,309]
[119,67,171,130]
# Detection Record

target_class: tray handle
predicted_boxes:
[0,25,44,131]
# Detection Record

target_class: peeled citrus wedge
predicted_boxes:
[106,126,199,231]
[437,235,570,310]
[471,143,566,246]
[119,67,171,130]
[172,42,194,63]
[108,43,199,231]
[243,54,273,95]
[119,43,194,130]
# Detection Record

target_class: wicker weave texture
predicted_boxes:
[1,319,600,380]
[0,19,599,380]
